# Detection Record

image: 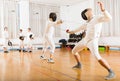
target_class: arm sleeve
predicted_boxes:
[71,24,87,33]
[97,10,112,23]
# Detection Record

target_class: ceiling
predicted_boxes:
[30,0,85,6]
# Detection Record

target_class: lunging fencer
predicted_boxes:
[66,2,115,80]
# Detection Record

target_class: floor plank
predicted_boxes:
[0,48,119,81]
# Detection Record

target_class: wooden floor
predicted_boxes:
[0,48,120,81]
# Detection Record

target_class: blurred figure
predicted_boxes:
[2,27,9,53]
[26,28,34,52]
[18,29,25,52]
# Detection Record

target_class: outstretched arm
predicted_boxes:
[67,24,86,34]
[97,2,112,22]
[54,20,63,26]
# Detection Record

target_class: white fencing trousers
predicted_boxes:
[43,35,55,54]
[3,38,8,48]
[72,38,102,60]
[19,40,24,48]
[27,39,33,48]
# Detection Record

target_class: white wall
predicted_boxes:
[60,0,94,38]
[19,0,30,30]
[94,0,120,37]
[0,0,4,38]
[0,0,18,38]
[0,0,119,47]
